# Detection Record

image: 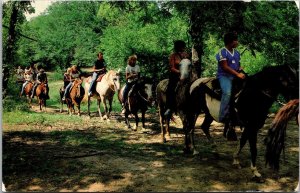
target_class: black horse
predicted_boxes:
[118,77,154,131]
[187,64,298,180]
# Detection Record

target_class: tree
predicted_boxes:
[2,1,34,97]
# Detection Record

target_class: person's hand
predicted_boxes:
[237,72,246,79]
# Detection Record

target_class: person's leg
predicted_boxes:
[219,76,233,122]
[165,75,178,116]
[31,83,37,98]
[62,82,72,100]
[88,72,98,96]
[20,81,28,95]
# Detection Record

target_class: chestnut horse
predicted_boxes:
[84,70,121,120]
[65,78,85,116]
[23,81,34,105]
[265,99,299,170]
[35,82,48,111]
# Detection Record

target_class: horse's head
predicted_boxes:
[106,70,121,92]
[179,58,192,81]
[279,64,299,101]
[137,76,154,106]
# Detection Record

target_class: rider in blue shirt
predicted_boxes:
[216,32,245,123]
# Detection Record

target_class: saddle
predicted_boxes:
[203,77,245,102]
[86,74,105,84]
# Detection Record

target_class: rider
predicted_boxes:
[164,40,189,117]
[62,67,72,91]
[121,54,140,114]
[31,67,49,99]
[216,32,246,123]
[62,65,81,101]
[16,66,24,82]
[88,52,107,96]
[20,68,34,96]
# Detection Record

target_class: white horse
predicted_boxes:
[84,70,121,120]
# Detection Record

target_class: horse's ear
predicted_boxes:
[117,68,121,74]
[287,64,298,77]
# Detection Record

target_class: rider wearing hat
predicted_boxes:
[31,67,49,99]
[20,68,34,96]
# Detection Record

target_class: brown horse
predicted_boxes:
[265,99,299,170]
[118,77,154,131]
[35,82,48,111]
[84,70,121,120]
[23,81,34,105]
[65,78,85,116]
[156,58,198,144]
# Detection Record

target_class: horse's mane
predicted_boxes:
[103,70,116,82]
[247,65,288,89]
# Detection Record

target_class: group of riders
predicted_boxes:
[18,31,242,122]
[19,63,49,99]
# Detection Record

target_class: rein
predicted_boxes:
[138,91,149,103]
[261,90,286,106]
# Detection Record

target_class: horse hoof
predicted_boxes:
[251,176,265,183]
[162,138,167,143]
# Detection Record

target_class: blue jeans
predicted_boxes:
[123,82,134,104]
[63,82,72,98]
[218,76,233,122]
[88,72,98,94]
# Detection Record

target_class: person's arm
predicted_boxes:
[220,60,245,79]
[169,54,180,74]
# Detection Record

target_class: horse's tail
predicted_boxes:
[265,99,299,170]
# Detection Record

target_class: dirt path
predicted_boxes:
[3,104,299,192]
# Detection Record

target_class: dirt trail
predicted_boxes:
[3,104,299,192]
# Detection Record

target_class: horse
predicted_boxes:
[265,98,299,170]
[84,70,121,120]
[35,82,48,111]
[118,76,154,131]
[23,81,34,105]
[64,78,85,116]
[186,64,298,181]
[156,58,199,144]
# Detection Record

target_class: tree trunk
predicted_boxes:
[3,2,19,97]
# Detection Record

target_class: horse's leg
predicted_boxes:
[141,110,146,129]
[233,127,249,168]
[133,113,139,131]
[39,99,42,111]
[108,98,113,120]
[77,103,81,116]
[201,113,214,142]
[248,129,263,181]
[125,111,131,129]
[88,96,91,118]
[101,96,108,120]
[97,99,103,120]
